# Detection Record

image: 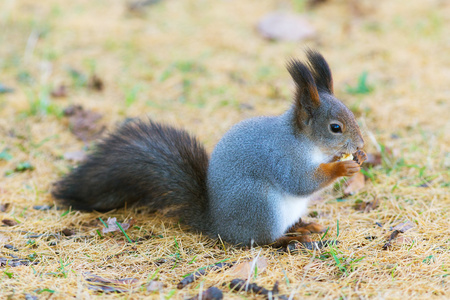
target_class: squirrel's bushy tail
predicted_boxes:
[52,119,210,231]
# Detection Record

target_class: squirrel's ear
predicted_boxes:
[287,59,320,126]
[305,49,334,94]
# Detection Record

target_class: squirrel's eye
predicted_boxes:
[330,123,342,133]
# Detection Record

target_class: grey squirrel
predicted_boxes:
[52,50,367,247]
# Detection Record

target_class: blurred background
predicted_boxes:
[0,0,448,207]
[1,1,449,136]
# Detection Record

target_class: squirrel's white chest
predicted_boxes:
[279,194,310,232]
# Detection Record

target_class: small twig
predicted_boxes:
[0,257,39,267]
[228,279,288,300]
[382,230,400,250]
[382,221,415,250]
[177,262,234,289]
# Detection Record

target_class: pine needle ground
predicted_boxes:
[0,0,449,298]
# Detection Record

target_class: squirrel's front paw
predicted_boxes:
[337,160,361,177]
[353,150,368,165]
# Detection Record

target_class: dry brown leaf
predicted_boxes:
[228,279,288,300]
[392,235,413,246]
[354,195,379,212]
[393,221,415,233]
[177,262,233,289]
[62,228,75,236]
[88,75,104,91]
[0,257,37,267]
[2,219,18,226]
[4,244,19,251]
[382,230,399,250]
[102,217,132,234]
[64,105,105,142]
[146,280,164,292]
[51,84,67,98]
[229,257,268,278]
[344,172,365,196]
[0,203,10,212]
[382,221,415,250]
[84,272,139,293]
[257,12,316,42]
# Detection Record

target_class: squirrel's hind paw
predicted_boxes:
[273,219,328,247]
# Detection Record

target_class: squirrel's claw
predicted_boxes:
[273,220,328,248]
[353,150,368,165]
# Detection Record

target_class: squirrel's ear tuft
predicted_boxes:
[287,59,320,127]
[305,49,334,94]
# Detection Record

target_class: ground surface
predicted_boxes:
[0,0,449,299]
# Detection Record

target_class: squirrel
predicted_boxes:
[52,49,367,247]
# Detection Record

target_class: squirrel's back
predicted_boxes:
[52,119,210,231]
